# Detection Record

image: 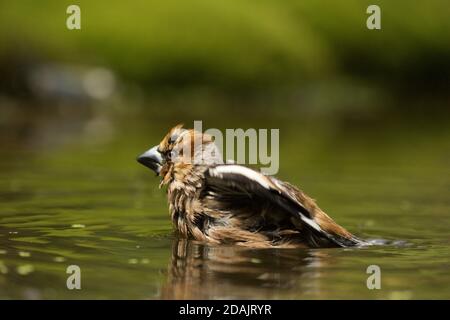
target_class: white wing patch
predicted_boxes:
[300,216,322,232]
[209,165,271,190]
[207,165,355,246]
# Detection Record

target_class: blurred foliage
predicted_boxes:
[0,0,449,90]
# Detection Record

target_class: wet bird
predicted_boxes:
[137,125,361,248]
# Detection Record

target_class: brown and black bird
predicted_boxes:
[137,125,361,248]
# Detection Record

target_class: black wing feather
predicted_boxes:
[205,165,356,247]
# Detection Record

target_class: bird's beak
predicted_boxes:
[137,146,163,175]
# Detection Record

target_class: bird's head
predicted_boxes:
[137,124,223,186]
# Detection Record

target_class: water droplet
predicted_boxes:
[19,251,31,258]
[16,264,35,275]
[54,256,66,263]
[71,224,86,228]
[128,258,138,264]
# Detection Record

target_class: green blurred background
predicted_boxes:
[0,1,449,299]
[1,1,449,91]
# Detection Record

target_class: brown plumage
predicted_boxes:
[137,124,361,248]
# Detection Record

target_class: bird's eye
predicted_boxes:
[156,147,169,160]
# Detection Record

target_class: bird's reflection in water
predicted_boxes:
[160,238,333,299]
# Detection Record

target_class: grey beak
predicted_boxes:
[137,146,163,174]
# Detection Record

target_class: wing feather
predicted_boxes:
[206,164,359,247]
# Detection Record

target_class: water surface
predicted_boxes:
[0,100,449,299]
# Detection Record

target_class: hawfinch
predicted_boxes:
[137,125,361,248]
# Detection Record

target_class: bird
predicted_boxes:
[137,124,362,248]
